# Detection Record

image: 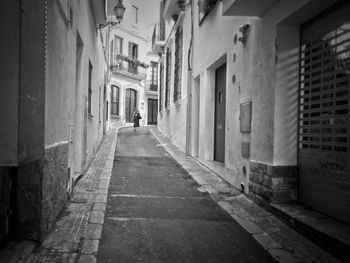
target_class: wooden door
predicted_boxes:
[214,64,226,163]
[147,99,158,124]
[125,89,137,122]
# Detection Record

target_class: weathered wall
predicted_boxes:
[0,0,20,165]
[16,159,43,241]
[249,161,297,203]
[0,168,12,247]
[42,142,69,236]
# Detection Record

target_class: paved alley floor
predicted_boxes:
[14,124,340,263]
[97,127,275,263]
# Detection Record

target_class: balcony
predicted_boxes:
[163,0,185,21]
[152,23,166,55]
[222,0,279,16]
[110,57,147,81]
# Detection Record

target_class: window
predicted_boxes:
[115,36,123,55]
[129,42,138,59]
[165,49,171,107]
[109,39,114,66]
[88,61,93,116]
[174,26,183,101]
[150,62,158,91]
[111,86,119,115]
[128,42,138,72]
[113,36,123,66]
[132,5,138,24]
[159,62,164,112]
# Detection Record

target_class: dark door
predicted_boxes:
[148,99,158,124]
[214,64,226,162]
[299,3,350,224]
[125,89,137,122]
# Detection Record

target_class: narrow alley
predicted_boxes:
[1,0,350,262]
[2,124,338,263]
[97,126,274,262]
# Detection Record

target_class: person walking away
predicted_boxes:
[132,108,141,132]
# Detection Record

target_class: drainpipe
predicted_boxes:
[185,0,194,155]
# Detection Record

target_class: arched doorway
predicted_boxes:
[125,88,137,122]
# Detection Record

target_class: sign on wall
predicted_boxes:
[240,101,252,133]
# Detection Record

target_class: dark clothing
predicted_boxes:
[133,112,141,127]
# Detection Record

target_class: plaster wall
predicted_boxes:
[46,0,107,175]
[111,26,148,62]
[191,0,318,191]
[191,1,257,189]
[273,25,299,165]
[157,6,192,151]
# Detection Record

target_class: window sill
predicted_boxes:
[88,114,94,119]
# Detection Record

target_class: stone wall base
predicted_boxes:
[42,142,69,237]
[249,161,297,203]
[15,142,69,242]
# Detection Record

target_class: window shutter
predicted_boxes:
[128,42,132,57]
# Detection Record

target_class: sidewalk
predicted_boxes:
[150,128,341,263]
[24,122,119,263]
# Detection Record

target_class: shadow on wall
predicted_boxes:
[274,29,299,165]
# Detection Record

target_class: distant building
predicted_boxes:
[107,0,160,126]
[0,0,112,245]
[153,0,350,225]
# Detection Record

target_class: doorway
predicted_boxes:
[147,99,158,124]
[125,89,137,122]
[214,64,226,163]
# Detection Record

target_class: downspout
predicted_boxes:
[185,0,194,155]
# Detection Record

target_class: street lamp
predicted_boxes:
[114,0,126,24]
[99,0,126,29]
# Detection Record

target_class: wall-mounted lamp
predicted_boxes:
[238,24,250,45]
[99,0,126,29]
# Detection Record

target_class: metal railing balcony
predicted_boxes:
[110,59,147,81]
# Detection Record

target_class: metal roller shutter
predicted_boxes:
[299,3,350,223]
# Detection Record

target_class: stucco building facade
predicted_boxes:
[0,0,112,246]
[107,0,160,126]
[155,0,350,225]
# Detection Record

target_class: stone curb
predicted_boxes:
[149,128,336,263]
[81,124,121,259]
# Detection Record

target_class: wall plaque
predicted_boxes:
[240,101,252,133]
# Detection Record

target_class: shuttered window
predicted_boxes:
[165,49,171,107]
[159,62,164,112]
[150,62,158,91]
[174,26,183,101]
[111,86,119,115]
